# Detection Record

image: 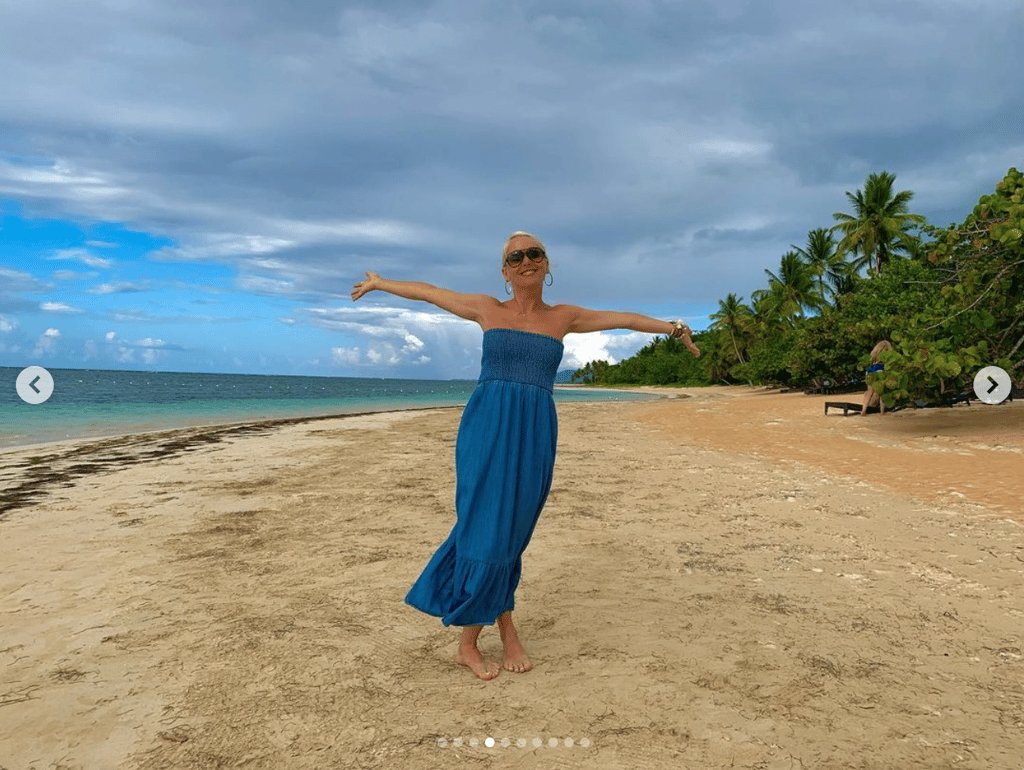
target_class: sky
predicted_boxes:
[1,0,1022,380]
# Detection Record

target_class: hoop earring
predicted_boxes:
[505,281,512,295]
[544,272,553,287]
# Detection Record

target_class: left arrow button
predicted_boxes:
[16,367,55,404]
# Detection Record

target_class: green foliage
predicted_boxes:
[572,333,712,387]
[570,359,612,384]
[864,166,1024,405]
[709,292,753,365]
[763,250,826,323]
[832,170,927,273]
[786,311,866,387]
[730,329,797,385]
[574,167,1023,404]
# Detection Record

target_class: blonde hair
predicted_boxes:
[870,340,893,362]
[502,230,546,266]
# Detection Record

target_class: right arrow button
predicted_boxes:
[974,366,1011,404]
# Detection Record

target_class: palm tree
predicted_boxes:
[791,228,847,306]
[826,259,860,299]
[764,250,825,325]
[750,288,786,331]
[710,293,753,364]
[831,170,926,273]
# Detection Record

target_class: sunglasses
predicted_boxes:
[504,247,547,267]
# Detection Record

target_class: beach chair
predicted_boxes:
[824,402,880,416]
[939,390,974,407]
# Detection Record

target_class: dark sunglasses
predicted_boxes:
[504,247,547,267]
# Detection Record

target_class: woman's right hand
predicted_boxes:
[351,271,382,301]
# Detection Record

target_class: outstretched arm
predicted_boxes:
[351,272,494,323]
[565,306,700,357]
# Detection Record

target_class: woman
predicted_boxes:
[351,231,700,680]
[861,339,893,416]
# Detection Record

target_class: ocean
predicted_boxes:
[0,367,655,449]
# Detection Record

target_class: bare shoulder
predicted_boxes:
[475,294,515,325]
[547,303,585,320]
[426,288,504,323]
[477,294,510,313]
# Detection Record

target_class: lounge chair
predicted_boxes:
[824,401,880,416]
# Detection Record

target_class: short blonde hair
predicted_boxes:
[870,340,893,362]
[502,230,546,266]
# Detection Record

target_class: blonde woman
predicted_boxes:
[352,231,700,679]
[861,339,893,415]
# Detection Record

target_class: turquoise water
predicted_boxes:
[0,367,654,449]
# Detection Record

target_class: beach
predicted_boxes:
[1,387,1022,769]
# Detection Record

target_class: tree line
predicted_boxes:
[572,167,1024,407]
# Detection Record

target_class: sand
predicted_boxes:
[1,387,1022,769]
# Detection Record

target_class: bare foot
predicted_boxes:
[455,646,500,680]
[496,612,533,673]
[501,638,533,673]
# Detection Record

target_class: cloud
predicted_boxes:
[89,281,149,294]
[331,346,360,366]
[53,270,99,281]
[88,332,186,366]
[0,315,17,333]
[562,331,651,370]
[40,301,81,313]
[306,303,481,375]
[1,0,1022,376]
[32,326,60,356]
[0,266,50,293]
[51,248,113,269]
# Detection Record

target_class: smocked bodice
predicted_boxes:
[477,328,564,393]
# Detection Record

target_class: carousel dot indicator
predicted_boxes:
[517,738,526,748]
[453,737,463,747]
[581,738,591,747]
[437,738,447,748]
[469,737,478,747]
[501,737,511,747]
[484,737,494,747]
[548,737,558,748]
[532,738,542,748]
[565,738,574,747]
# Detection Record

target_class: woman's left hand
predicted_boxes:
[675,323,701,357]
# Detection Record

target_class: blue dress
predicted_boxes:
[405,328,563,626]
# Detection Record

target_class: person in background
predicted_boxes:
[861,339,893,416]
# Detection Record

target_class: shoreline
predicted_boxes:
[1,386,664,454]
[0,403,462,457]
[0,405,468,520]
[4,384,1021,522]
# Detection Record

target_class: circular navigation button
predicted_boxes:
[973,365,1011,405]
[16,366,55,404]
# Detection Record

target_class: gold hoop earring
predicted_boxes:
[544,272,553,287]
[505,281,512,295]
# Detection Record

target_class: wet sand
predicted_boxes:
[1,388,1022,769]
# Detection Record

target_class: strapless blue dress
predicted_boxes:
[405,328,563,626]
